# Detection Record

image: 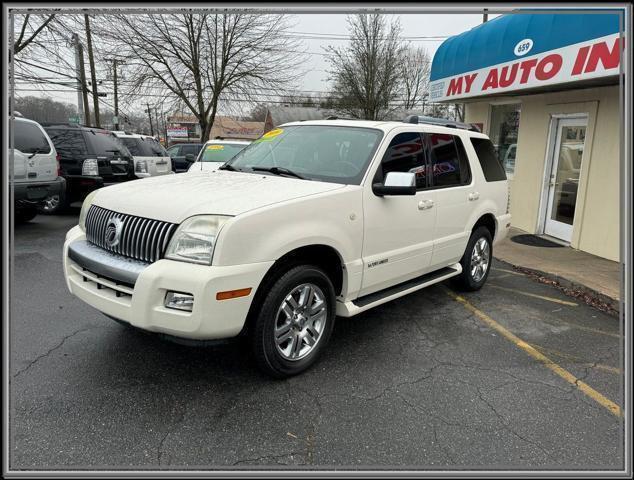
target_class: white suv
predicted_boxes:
[187,139,250,173]
[63,118,510,377]
[112,132,172,178]
[12,116,65,222]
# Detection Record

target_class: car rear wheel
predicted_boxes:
[250,265,336,378]
[452,226,493,291]
[15,207,38,223]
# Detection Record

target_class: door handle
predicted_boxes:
[418,199,434,210]
[27,172,37,178]
[468,192,480,201]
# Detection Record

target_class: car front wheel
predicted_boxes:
[250,265,336,378]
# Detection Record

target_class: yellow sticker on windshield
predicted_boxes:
[207,144,224,150]
[255,128,284,142]
[263,128,283,139]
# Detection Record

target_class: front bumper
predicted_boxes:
[63,226,273,340]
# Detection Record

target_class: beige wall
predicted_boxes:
[464,86,620,261]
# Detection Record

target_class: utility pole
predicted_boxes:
[154,108,160,140]
[84,14,100,127]
[146,103,154,136]
[72,33,91,125]
[71,34,84,123]
[106,59,121,130]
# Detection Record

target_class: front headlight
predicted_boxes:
[135,160,148,173]
[165,215,230,265]
[78,190,98,231]
[82,158,99,176]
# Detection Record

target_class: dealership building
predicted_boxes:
[429,12,623,261]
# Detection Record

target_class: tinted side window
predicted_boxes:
[146,138,168,156]
[181,144,200,155]
[85,130,131,157]
[427,133,470,188]
[455,136,472,184]
[45,128,88,158]
[379,132,427,189]
[15,121,51,154]
[470,137,507,182]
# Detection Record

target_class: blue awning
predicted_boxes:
[428,12,623,102]
[430,13,621,82]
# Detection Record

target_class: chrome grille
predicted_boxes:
[85,205,177,263]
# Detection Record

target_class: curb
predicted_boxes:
[493,258,620,316]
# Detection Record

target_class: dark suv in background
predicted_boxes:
[41,124,135,213]
[166,142,203,173]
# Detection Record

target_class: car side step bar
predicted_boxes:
[336,263,462,317]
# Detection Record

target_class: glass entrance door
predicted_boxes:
[543,117,587,242]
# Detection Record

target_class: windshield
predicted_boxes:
[198,143,248,163]
[225,125,384,184]
[120,137,168,157]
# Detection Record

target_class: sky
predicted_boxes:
[15,12,497,115]
[292,13,493,93]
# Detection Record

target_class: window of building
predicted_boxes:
[488,103,521,177]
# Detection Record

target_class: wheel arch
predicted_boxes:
[240,243,346,336]
[471,212,497,240]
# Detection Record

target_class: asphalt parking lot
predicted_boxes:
[10,211,624,470]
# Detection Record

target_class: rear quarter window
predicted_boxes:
[45,128,88,158]
[470,137,507,182]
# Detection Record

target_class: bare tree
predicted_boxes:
[245,103,269,122]
[326,14,405,120]
[400,45,431,111]
[13,13,56,55]
[104,13,304,141]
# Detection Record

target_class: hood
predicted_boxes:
[92,170,345,223]
[187,161,223,173]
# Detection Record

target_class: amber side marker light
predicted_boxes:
[216,288,252,301]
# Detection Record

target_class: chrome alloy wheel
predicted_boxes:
[42,195,60,212]
[275,283,327,361]
[470,237,490,282]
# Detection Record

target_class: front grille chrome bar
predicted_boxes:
[85,205,177,263]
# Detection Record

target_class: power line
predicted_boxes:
[14,88,437,108]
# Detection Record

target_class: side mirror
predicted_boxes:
[185,154,195,162]
[372,171,416,196]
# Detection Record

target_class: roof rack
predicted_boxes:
[403,115,480,132]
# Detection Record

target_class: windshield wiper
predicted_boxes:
[251,166,306,180]
[218,164,239,171]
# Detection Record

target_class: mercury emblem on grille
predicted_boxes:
[105,217,124,248]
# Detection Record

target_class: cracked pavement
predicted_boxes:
[10,213,624,470]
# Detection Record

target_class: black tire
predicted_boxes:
[250,265,336,378]
[452,226,493,291]
[15,207,38,223]
[37,190,69,215]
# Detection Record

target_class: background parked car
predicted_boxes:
[166,142,203,173]
[187,139,250,172]
[11,116,65,222]
[40,123,135,214]
[112,132,173,178]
